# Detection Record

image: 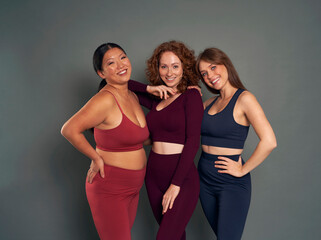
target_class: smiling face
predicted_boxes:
[198,60,229,91]
[158,51,183,90]
[98,47,132,84]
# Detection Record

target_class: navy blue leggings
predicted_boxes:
[146,150,200,240]
[198,151,251,240]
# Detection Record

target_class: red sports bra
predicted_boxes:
[94,91,149,152]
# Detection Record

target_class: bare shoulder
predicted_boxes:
[86,90,117,111]
[238,90,261,111]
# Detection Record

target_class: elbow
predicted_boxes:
[266,138,277,151]
[272,140,278,150]
[272,139,277,150]
[61,122,72,139]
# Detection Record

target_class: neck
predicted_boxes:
[219,85,237,100]
[105,82,129,96]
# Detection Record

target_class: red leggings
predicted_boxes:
[86,164,146,240]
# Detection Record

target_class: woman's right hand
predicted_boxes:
[87,158,105,184]
[146,85,176,99]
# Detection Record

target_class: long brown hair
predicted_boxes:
[196,48,245,94]
[146,40,200,93]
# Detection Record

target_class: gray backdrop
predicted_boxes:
[1,0,320,239]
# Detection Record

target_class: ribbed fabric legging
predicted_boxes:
[86,164,146,240]
[198,151,251,240]
[146,150,200,240]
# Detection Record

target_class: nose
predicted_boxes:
[117,60,125,69]
[166,67,173,76]
[207,70,213,80]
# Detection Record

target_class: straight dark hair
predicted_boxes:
[196,48,246,94]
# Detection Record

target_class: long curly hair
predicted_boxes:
[146,40,200,93]
[196,47,246,94]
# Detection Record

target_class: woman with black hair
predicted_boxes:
[61,43,149,240]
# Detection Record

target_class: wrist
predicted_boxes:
[92,155,103,163]
[146,85,151,93]
[240,167,248,177]
[170,183,180,189]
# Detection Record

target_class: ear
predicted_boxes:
[97,70,105,79]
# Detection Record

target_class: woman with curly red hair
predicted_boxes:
[128,41,203,239]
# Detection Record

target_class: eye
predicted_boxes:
[201,72,207,77]
[160,65,167,69]
[107,62,114,66]
[173,65,179,69]
[121,55,127,60]
[211,66,216,70]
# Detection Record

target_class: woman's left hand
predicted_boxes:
[162,184,180,214]
[215,156,245,177]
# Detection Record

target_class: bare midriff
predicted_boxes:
[96,148,147,170]
[152,141,184,155]
[202,145,243,156]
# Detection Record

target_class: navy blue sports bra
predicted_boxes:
[201,89,249,149]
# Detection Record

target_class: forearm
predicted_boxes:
[241,139,277,175]
[171,137,200,186]
[128,80,154,109]
[171,89,203,186]
[128,79,148,92]
[62,130,101,162]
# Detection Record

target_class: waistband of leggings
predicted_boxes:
[103,163,146,177]
[150,149,181,157]
[201,151,241,161]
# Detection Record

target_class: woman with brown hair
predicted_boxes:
[128,40,203,239]
[61,43,149,239]
[196,48,277,240]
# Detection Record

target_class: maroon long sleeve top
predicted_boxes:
[128,80,204,186]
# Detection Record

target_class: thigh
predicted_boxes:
[199,179,219,234]
[86,165,145,240]
[128,192,140,229]
[145,170,164,225]
[157,168,200,240]
[86,185,131,240]
[217,185,251,240]
[145,151,181,224]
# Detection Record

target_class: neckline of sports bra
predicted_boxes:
[97,90,147,129]
[206,89,240,117]
[95,114,147,131]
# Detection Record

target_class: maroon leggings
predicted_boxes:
[146,151,200,240]
[86,164,145,240]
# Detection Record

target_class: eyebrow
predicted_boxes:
[160,62,181,65]
[105,53,125,62]
[200,63,214,71]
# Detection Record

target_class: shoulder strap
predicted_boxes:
[206,96,219,111]
[228,89,244,109]
[100,90,124,113]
